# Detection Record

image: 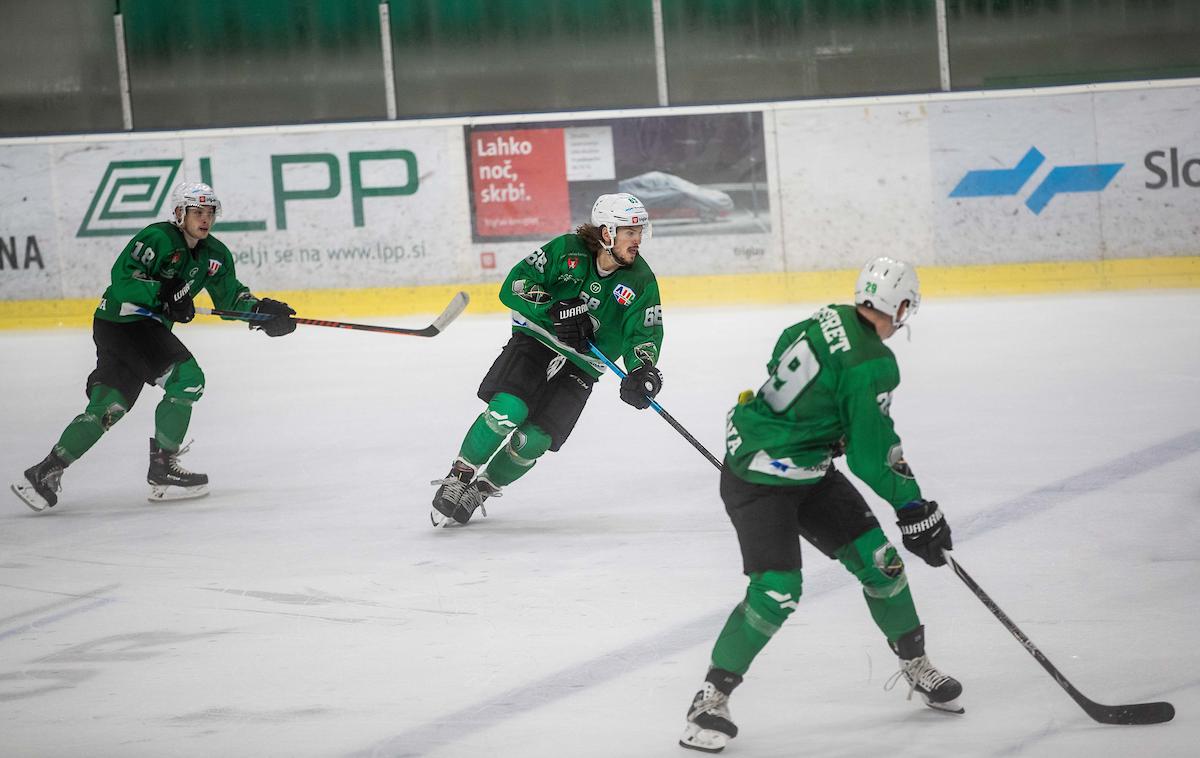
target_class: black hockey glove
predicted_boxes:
[896,499,952,567]
[619,363,663,410]
[160,278,195,323]
[550,297,594,353]
[250,298,297,337]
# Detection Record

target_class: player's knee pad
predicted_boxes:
[744,570,803,634]
[484,392,528,436]
[837,528,908,600]
[160,358,205,406]
[506,423,552,466]
[84,384,129,430]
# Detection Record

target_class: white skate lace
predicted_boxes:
[44,468,63,493]
[884,656,951,701]
[688,684,730,722]
[168,441,198,475]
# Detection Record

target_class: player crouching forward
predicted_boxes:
[11,182,297,513]
[680,257,960,753]
[430,193,665,526]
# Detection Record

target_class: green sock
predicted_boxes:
[710,571,803,676]
[459,393,528,467]
[459,413,508,467]
[54,385,128,463]
[154,397,192,452]
[835,529,921,644]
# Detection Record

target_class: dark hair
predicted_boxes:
[575,223,605,254]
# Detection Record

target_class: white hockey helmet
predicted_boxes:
[855,256,921,327]
[169,181,222,224]
[591,193,651,249]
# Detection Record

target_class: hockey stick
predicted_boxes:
[944,552,1174,725]
[587,343,724,471]
[139,291,470,337]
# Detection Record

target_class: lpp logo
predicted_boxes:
[950,147,1123,215]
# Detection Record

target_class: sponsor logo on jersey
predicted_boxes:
[188,267,199,278]
[589,282,602,294]
[613,284,636,306]
[208,259,222,276]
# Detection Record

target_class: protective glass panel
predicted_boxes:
[0,0,122,137]
[947,0,1200,89]
[663,0,942,104]
[123,0,387,130]
[389,0,659,117]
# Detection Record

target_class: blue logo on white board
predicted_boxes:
[950,147,1123,215]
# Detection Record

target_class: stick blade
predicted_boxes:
[430,291,470,334]
[1085,700,1175,725]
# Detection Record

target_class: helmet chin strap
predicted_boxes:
[600,225,632,268]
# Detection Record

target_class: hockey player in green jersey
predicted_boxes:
[10,182,298,512]
[430,193,664,526]
[680,257,959,753]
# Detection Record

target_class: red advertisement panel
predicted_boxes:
[471,128,569,238]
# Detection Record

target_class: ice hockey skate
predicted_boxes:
[885,625,963,713]
[430,460,501,527]
[11,451,68,513]
[147,439,209,502]
[679,682,738,753]
[885,654,964,714]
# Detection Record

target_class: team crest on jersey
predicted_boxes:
[168,252,182,265]
[613,284,636,306]
[208,259,222,276]
[567,255,581,270]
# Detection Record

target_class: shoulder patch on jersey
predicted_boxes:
[512,279,550,305]
[613,284,636,306]
[208,259,222,276]
[633,342,658,367]
[888,443,914,479]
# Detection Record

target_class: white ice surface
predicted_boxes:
[1,291,1198,758]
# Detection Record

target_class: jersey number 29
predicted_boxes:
[760,335,820,412]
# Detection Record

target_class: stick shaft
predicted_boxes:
[945,552,1174,725]
[587,343,723,471]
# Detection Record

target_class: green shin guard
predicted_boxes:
[459,393,529,467]
[835,528,921,644]
[154,358,205,451]
[54,385,129,463]
[710,570,803,676]
[480,423,552,487]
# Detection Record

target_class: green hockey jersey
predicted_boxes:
[500,233,664,378]
[724,304,922,510]
[95,222,255,325]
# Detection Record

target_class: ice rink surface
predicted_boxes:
[2,290,1198,757]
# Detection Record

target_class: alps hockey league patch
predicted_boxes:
[613,284,636,306]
